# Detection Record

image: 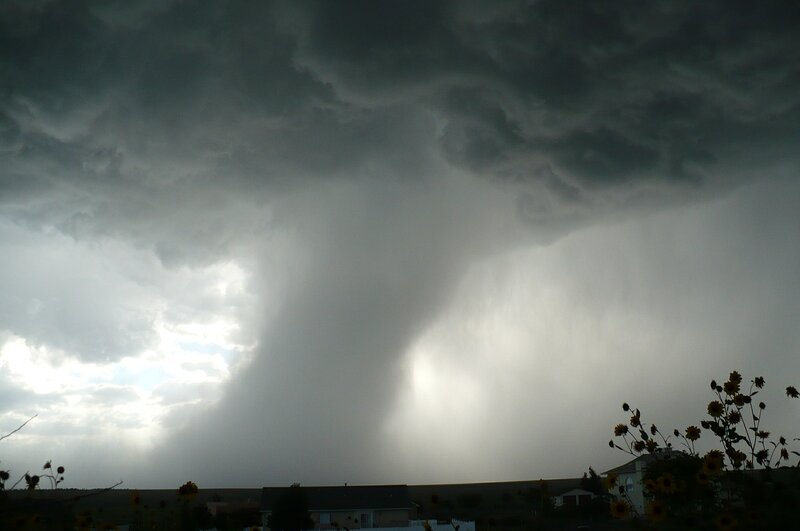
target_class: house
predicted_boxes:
[605,452,800,518]
[261,485,413,530]
[603,452,670,514]
[537,478,600,510]
[551,488,595,508]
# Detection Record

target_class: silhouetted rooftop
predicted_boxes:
[261,485,412,512]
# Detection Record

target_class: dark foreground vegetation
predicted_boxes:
[607,371,800,529]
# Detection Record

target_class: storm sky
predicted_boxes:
[1,0,800,489]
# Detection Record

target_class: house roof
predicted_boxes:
[261,485,412,512]
[532,478,585,496]
[555,488,595,498]
[602,450,684,475]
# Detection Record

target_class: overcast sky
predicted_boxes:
[1,0,800,489]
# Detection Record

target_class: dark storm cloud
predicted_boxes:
[3,0,799,209]
[2,0,800,487]
[294,0,800,193]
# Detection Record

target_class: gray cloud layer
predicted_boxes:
[1,0,800,487]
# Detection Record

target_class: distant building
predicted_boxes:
[603,453,667,514]
[261,485,413,530]
[551,487,596,508]
[534,477,600,510]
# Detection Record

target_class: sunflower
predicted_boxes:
[706,449,724,463]
[644,478,657,493]
[727,410,741,424]
[685,425,701,441]
[657,473,677,494]
[603,473,618,490]
[610,499,631,519]
[696,470,710,486]
[707,401,724,417]
[729,450,746,469]
[614,424,628,436]
[755,449,769,464]
[646,500,667,523]
[715,512,737,531]
[723,380,740,395]
[754,376,765,389]
[178,480,199,497]
[787,386,799,398]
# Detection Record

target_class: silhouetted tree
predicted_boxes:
[268,484,314,531]
[580,467,604,495]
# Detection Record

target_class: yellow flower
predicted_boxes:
[603,473,618,490]
[715,512,737,531]
[730,450,746,468]
[657,473,677,494]
[614,424,628,436]
[610,499,631,519]
[178,480,198,498]
[755,449,769,464]
[707,401,724,417]
[685,425,701,441]
[706,449,724,463]
[645,500,667,523]
[723,380,739,395]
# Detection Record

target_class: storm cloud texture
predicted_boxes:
[1,0,800,488]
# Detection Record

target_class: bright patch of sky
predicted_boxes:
[0,218,257,451]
